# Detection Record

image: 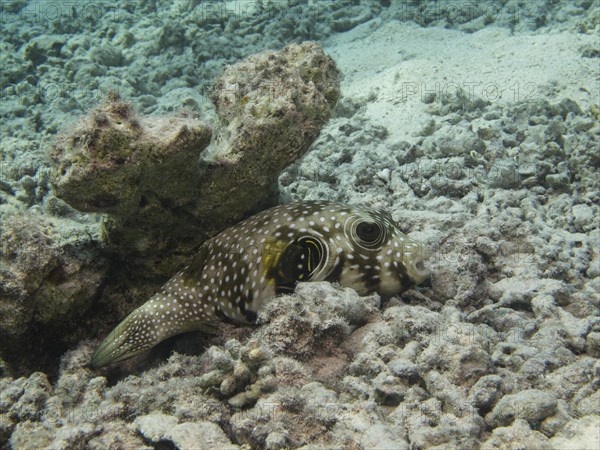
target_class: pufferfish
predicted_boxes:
[89,201,429,368]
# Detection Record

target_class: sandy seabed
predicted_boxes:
[1,1,599,449]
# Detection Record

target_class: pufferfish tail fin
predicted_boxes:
[88,297,220,369]
[88,303,157,369]
[88,245,219,369]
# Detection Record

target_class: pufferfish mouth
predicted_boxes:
[403,250,431,285]
[412,261,430,284]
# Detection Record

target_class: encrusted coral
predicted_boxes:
[49,42,339,277]
[49,98,214,277]
[0,210,106,372]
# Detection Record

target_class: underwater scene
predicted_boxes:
[0,0,599,448]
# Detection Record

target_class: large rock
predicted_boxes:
[0,211,106,373]
[49,42,339,277]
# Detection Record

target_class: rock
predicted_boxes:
[488,389,558,427]
[49,42,339,277]
[134,414,238,449]
[0,211,106,372]
[482,419,552,450]
[48,95,212,278]
[0,413,14,445]
[199,41,339,224]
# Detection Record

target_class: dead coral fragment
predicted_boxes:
[49,95,211,216]
[196,42,340,223]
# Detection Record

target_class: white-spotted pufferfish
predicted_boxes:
[89,201,429,368]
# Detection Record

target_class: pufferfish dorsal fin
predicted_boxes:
[170,243,220,334]
[271,237,325,294]
[180,242,209,288]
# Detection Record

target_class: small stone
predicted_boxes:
[388,359,419,379]
[134,413,178,442]
[341,376,370,400]
[220,376,237,397]
[257,365,274,378]
[257,375,278,393]
[482,419,552,450]
[248,348,266,364]
[265,431,288,450]
[360,424,409,450]
[0,414,14,446]
[207,346,234,371]
[545,172,570,189]
[468,375,503,410]
[531,294,558,319]
[372,373,407,406]
[540,400,572,437]
[224,339,242,359]
[228,385,261,409]
[572,204,594,230]
[169,421,238,450]
[233,362,251,387]
[549,415,600,449]
[9,421,55,449]
[585,332,600,358]
[199,370,225,389]
[557,98,582,118]
[376,168,391,184]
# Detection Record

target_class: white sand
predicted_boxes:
[323,20,598,143]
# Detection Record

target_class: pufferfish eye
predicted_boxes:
[356,221,382,243]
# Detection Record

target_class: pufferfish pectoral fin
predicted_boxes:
[271,237,323,294]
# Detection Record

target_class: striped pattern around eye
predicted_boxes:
[344,214,387,251]
[296,235,327,277]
